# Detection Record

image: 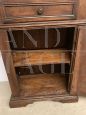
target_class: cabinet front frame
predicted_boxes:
[0,22,80,97]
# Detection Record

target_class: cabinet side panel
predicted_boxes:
[78,0,86,19]
[0,30,19,96]
[77,26,86,95]
[69,28,79,95]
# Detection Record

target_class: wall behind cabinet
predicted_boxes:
[0,52,8,81]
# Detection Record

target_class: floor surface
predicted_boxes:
[0,82,86,115]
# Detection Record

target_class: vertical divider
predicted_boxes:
[69,26,79,95]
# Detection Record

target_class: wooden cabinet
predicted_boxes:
[0,0,86,108]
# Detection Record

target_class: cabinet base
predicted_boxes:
[9,95,78,108]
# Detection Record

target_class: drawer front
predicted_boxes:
[3,4,75,23]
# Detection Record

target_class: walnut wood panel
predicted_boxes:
[77,0,86,19]
[0,7,2,21]
[77,26,86,95]
[0,0,85,108]
[0,30,19,96]
[0,20,85,30]
[10,94,78,108]
[3,4,75,23]
[9,73,78,108]
[69,27,79,95]
[5,5,73,17]
[19,74,68,97]
[12,50,70,67]
[2,0,76,4]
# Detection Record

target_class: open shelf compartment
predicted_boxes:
[19,74,68,97]
[7,27,75,99]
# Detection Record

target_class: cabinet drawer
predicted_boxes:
[3,4,75,23]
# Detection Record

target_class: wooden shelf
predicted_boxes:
[19,74,68,97]
[12,49,70,67]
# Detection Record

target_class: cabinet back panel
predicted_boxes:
[15,64,70,76]
[7,27,75,50]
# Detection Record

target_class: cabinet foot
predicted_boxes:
[9,95,78,108]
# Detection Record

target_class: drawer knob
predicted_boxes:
[37,7,44,15]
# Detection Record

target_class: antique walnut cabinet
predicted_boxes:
[0,0,86,108]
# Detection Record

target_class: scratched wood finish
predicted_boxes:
[76,26,86,95]
[5,5,73,17]
[0,7,3,21]
[0,30,19,96]
[19,74,68,97]
[12,50,71,67]
[9,74,78,108]
[2,0,76,4]
[1,0,86,108]
[3,4,74,23]
[0,20,85,30]
[9,94,78,108]
[0,0,77,23]
[0,25,78,107]
[78,0,86,19]
[0,25,78,108]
